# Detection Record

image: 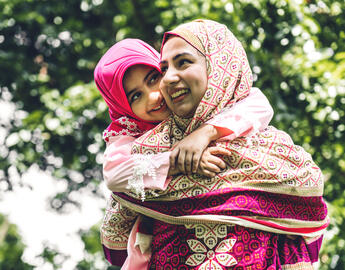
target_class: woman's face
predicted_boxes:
[159,36,208,118]
[123,64,170,122]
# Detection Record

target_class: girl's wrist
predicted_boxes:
[201,124,233,141]
[199,124,219,142]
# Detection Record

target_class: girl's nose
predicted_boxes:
[148,90,162,105]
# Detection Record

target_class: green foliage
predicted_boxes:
[76,224,114,270]
[0,0,344,269]
[0,214,34,270]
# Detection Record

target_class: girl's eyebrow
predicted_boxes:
[125,88,136,99]
[144,69,156,82]
[160,52,193,65]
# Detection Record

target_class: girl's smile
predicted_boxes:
[123,64,171,122]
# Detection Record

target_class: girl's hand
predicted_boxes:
[197,146,231,178]
[170,125,216,175]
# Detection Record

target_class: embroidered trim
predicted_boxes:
[103,128,132,141]
[127,154,158,201]
[103,116,141,142]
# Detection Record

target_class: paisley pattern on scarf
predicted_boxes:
[132,126,324,201]
[114,185,327,224]
[100,195,137,250]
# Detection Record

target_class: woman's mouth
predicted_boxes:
[170,88,189,102]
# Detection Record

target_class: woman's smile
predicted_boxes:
[159,36,208,118]
[169,88,190,103]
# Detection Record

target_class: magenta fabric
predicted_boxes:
[114,187,328,227]
[102,245,127,266]
[306,235,323,263]
[94,39,161,139]
[113,186,327,268]
[148,221,318,269]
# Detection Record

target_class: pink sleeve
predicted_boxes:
[103,135,171,195]
[206,87,274,141]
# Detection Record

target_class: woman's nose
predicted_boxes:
[162,68,179,86]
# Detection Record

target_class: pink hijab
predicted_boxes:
[94,38,161,141]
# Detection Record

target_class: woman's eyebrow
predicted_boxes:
[160,52,193,65]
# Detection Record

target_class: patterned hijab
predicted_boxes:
[115,20,328,245]
[133,19,253,152]
[94,38,161,140]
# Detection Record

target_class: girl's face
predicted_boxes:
[159,36,208,118]
[123,65,170,122]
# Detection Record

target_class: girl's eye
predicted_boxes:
[148,72,161,85]
[130,92,141,104]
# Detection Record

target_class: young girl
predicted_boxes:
[94,38,275,267]
[111,20,329,269]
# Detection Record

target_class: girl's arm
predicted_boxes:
[103,135,171,194]
[104,135,230,195]
[206,87,274,140]
[170,87,274,174]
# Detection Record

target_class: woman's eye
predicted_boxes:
[160,66,167,74]
[178,59,190,67]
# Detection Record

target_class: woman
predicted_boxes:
[112,20,328,269]
[94,38,275,268]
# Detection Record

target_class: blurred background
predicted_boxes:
[0,0,344,269]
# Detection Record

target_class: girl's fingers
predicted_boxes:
[177,152,186,174]
[208,146,231,156]
[184,152,194,174]
[201,161,222,173]
[207,155,226,170]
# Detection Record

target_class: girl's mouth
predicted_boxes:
[151,100,166,112]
